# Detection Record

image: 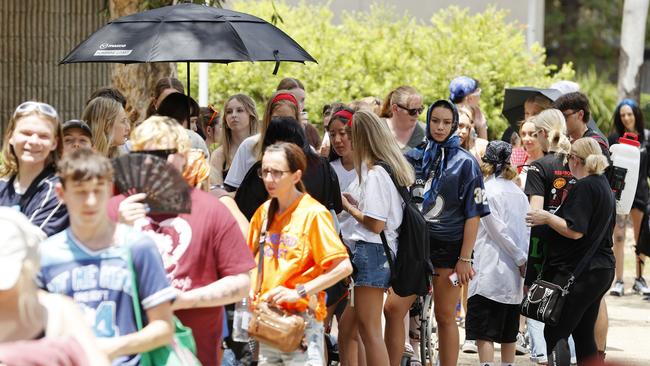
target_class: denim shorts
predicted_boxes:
[350,240,391,289]
[258,314,324,365]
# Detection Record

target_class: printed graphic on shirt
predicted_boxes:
[134,216,194,290]
[38,228,175,365]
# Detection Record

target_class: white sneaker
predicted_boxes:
[515,332,529,355]
[461,339,478,353]
[633,277,650,296]
[530,353,548,364]
[610,281,624,296]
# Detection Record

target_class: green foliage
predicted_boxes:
[179,1,573,139]
[574,69,618,134]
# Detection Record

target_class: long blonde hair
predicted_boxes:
[571,138,609,175]
[82,97,124,158]
[532,109,571,155]
[351,110,414,186]
[221,94,259,168]
[0,106,62,177]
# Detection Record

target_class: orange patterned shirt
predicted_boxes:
[247,194,348,320]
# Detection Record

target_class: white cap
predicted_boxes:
[0,208,46,290]
[550,80,581,95]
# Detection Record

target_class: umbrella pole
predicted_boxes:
[187,62,191,98]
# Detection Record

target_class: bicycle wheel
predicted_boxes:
[419,293,436,366]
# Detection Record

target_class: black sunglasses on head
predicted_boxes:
[132,149,178,160]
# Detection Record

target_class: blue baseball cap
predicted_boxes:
[449,76,479,102]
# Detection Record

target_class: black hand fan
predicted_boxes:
[112,154,192,214]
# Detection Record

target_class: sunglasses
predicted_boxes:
[13,101,58,119]
[396,104,423,116]
[132,149,178,160]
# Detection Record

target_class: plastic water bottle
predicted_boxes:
[610,132,641,215]
[232,298,251,342]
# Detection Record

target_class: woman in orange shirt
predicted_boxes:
[247,142,353,365]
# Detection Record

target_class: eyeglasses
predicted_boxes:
[132,149,178,160]
[396,104,423,117]
[13,101,58,119]
[568,153,584,163]
[257,167,290,181]
[563,110,579,119]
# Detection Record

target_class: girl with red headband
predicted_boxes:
[223,90,301,191]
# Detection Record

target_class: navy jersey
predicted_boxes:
[406,147,490,241]
[38,225,176,366]
[0,166,68,236]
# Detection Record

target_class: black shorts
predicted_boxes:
[325,280,348,317]
[430,237,462,269]
[465,295,519,344]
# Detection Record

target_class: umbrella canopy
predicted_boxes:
[502,86,604,137]
[502,87,562,127]
[60,3,316,69]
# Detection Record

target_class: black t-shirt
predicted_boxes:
[524,153,576,213]
[583,128,610,158]
[523,153,576,285]
[544,174,616,275]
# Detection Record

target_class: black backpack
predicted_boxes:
[377,162,433,297]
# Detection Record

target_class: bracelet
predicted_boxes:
[458,256,473,264]
[296,284,308,299]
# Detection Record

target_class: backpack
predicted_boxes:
[377,162,433,297]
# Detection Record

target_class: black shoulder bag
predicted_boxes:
[520,218,607,326]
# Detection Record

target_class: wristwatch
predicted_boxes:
[296,284,308,299]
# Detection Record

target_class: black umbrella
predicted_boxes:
[60,3,316,96]
[502,87,562,127]
[502,86,603,137]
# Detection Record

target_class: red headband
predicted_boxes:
[271,93,299,108]
[332,110,354,127]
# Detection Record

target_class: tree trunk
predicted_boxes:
[617,0,649,102]
[109,0,176,123]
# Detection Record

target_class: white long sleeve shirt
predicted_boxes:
[469,175,531,304]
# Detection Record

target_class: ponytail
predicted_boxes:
[584,155,609,175]
[379,90,395,118]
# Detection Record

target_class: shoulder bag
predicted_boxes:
[247,209,307,353]
[126,245,200,366]
[520,213,607,326]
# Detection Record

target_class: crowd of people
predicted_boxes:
[0,74,647,366]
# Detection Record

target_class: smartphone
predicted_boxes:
[448,272,459,287]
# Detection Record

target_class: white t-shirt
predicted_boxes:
[330,159,357,192]
[344,164,404,255]
[223,134,260,188]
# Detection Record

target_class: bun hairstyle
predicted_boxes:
[570,137,609,175]
[532,109,571,155]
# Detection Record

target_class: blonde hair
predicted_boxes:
[379,86,421,118]
[480,161,518,181]
[351,110,414,186]
[221,94,259,168]
[0,108,62,177]
[532,109,571,155]
[82,97,124,158]
[130,116,191,154]
[570,137,609,175]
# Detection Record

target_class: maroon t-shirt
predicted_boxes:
[108,188,255,366]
